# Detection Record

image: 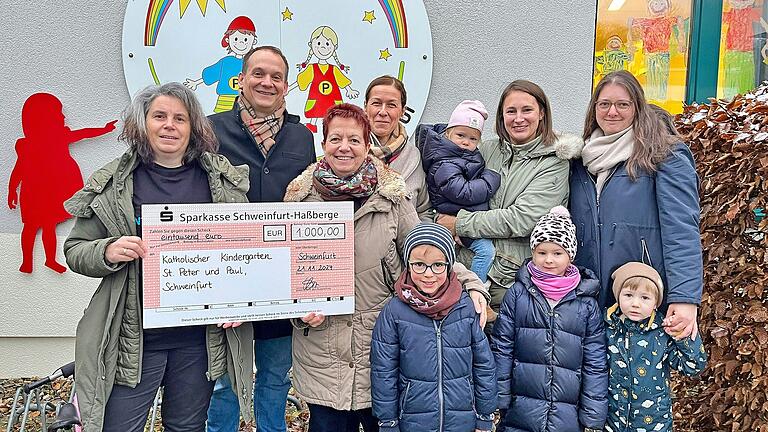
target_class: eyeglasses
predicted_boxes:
[595,100,633,112]
[408,261,449,274]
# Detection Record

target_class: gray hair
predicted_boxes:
[119,82,218,164]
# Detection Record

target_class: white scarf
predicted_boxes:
[581,126,635,198]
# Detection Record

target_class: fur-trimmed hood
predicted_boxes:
[283,156,410,204]
[551,132,585,160]
[484,132,584,165]
[524,132,585,160]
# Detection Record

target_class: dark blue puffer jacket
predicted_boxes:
[569,144,702,310]
[492,261,608,432]
[371,292,497,432]
[415,123,501,215]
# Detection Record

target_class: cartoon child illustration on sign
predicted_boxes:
[595,35,632,80]
[288,26,360,133]
[628,0,686,101]
[8,93,116,273]
[184,16,257,113]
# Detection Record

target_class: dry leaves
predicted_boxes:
[671,85,768,432]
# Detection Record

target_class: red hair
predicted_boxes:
[322,103,371,145]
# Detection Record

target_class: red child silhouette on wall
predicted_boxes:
[7,93,117,273]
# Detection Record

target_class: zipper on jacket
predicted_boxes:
[429,302,464,432]
[433,320,445,432]
[586,167,616,277]
[625,330,632,421]
[586,174,602,275]
[206,328,213,381]
[399,381,411,419]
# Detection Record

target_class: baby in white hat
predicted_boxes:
[415,100,501,287]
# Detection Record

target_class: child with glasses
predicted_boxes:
[371,223,497,432]
[492,206,608,432]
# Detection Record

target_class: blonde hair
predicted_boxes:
[299,26,348,71]
[620,276,660,304]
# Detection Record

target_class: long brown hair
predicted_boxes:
[494,80,556,147]
[583,71,676,179]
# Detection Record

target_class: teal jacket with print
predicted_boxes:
[604,304,707,432]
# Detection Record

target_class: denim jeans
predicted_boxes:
[468,238,495,282]
[207,335,292,432]
[104,344,214,432]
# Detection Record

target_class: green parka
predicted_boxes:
[455,134,583,306]
[63,149,254,431]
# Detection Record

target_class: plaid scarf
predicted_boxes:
[395,270,462,320]
[312,156,378,201]
[369,122,408,164]
[237,94,285,157]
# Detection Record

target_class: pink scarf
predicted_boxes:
[527,261,581,302]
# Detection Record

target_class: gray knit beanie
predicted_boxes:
[402,223,456,268]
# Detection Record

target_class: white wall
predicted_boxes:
[0,0,596,376]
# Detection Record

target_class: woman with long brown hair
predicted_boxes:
[569,70,702,339]
[436,80,584,313]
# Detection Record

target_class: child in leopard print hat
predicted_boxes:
[491,206,609,432]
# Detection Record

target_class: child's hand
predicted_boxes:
[301,312,325,327]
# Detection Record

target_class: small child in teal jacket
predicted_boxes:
[605,262,707,432]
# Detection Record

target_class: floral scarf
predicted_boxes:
[312,156,378,201]
[237,94,285,157]
[369,122,408,164]
[527,261,581,302]
[395,270,462,320]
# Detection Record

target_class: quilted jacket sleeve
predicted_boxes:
[64,215,124,278]
[578,298,609,429]
[655,145,703,305]
[491,286,518,409]
[433,160,500,207]
[471,309,498,430]
[371,302,402,432]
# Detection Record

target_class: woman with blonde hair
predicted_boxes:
[570,70,702,340]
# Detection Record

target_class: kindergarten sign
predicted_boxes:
[122,0,434,154]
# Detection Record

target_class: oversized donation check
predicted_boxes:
[141,202,354,329]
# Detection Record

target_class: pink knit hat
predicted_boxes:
[447,100,488,132]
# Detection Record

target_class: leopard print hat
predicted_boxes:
[529,206,577,259]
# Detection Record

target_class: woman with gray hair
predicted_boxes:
[63,82,253,431]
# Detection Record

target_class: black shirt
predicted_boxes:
[133,160,212,349]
